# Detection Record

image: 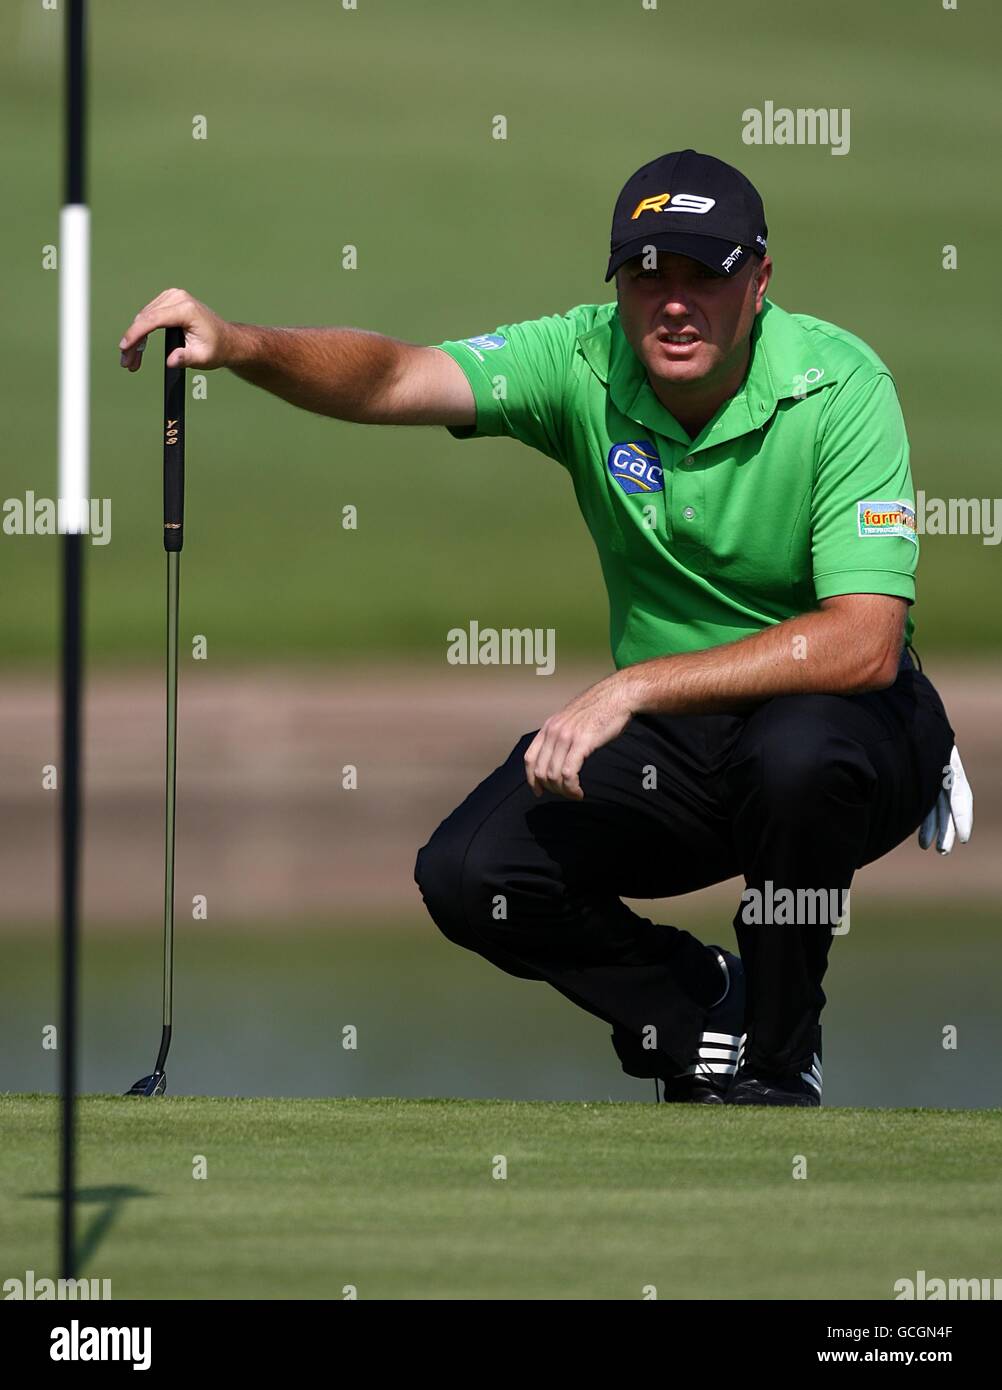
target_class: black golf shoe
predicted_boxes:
[611,946,745,1104]
[662,946,745,1103]
[726,1051,823,1107]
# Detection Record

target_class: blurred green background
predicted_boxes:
[3,906,999,1108]
[2,0,1000,666]
[1,1,999,1119]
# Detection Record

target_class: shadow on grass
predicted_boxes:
[26,1185,154,1271]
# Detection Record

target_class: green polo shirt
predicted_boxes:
[435,299,917,668]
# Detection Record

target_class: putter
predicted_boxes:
[126,327,185,1097]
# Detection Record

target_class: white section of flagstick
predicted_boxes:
[58,203,91,535]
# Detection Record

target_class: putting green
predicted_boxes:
[2,1096,999,1299]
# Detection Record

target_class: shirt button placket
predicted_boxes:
[677,450,704,547]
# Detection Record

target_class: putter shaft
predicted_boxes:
[127,327,185,1095]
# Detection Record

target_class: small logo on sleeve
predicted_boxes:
[607,441,664,494]
[461,333,507,362]
[857,500,917,542]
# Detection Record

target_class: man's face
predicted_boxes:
[616,251,771,389]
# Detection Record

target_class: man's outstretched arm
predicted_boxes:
[524,594,908,799]
[118,286,475,427]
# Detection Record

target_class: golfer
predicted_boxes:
[120,149,971,1105]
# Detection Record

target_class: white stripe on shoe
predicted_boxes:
[800,1054,823,1096]
[678,1030,742,1079]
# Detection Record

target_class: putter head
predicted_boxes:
[125,1070,167,1097]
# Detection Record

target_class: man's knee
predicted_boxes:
[416,809,555,957]
[414,822,471,943]
[729,696,876,809]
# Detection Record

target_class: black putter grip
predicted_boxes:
[163,327,186,552]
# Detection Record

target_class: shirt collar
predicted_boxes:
[576,297,837,450]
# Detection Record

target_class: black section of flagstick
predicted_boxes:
[65,0,85,203]
[163,326,185,552]
[126,334,185,1099]
[59,533,83,1276]
[59,0,87,1285]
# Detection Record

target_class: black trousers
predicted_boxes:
[414,656,954,1078]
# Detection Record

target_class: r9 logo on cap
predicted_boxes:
[630,193,717,219]
[607,441,664,494]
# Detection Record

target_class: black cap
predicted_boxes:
[605,150,768,282]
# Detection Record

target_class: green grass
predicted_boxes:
[3,1096,1000,1299]
[2,0,1002,666]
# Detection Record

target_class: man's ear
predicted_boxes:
[754,255,773,298]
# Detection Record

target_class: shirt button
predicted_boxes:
[682,506,696,521]
[682,455,695,467]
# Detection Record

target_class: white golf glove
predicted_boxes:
[918,745,973,855]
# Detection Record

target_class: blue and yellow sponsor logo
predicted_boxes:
[607,441,664,495]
